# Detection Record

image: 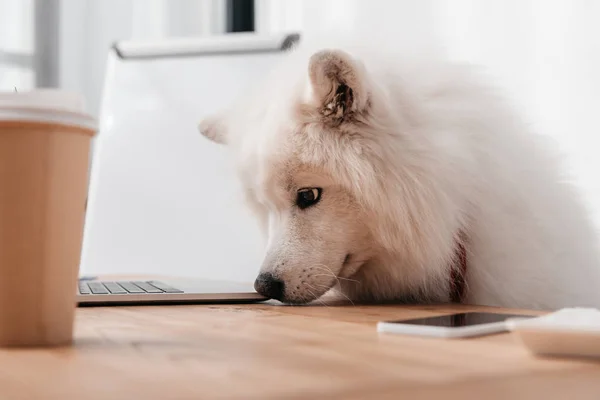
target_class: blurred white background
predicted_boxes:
[1,0,600,226]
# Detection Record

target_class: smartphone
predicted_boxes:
[377,312,534,338]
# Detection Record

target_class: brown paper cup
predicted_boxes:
[0,91,96,346]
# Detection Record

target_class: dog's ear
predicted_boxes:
[198,114,227,145]
[308,49,370,124]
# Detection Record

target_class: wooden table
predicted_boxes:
[1,301,599,399]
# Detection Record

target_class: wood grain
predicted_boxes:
[0,300,598,399]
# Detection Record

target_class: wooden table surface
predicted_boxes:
[1,301,599,400]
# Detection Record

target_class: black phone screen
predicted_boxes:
[386,312,534,328]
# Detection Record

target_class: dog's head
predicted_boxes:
[198,47,459,303]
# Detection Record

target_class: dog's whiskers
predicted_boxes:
[311,264,340,286]
[305,285,330,308]
[313,282,355,306]
[311,264,362,285]
[313,274,361,284]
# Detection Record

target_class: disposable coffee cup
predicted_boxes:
[0,90,96,346]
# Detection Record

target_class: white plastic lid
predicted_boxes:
[0,89,97,133]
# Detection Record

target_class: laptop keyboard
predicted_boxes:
[78,280,184,295]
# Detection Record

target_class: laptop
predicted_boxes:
[77,277,264,306]
[77,32,299,306]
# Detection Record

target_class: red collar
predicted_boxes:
[449,234,468,303]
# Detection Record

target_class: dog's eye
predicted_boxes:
[296,188,322,209]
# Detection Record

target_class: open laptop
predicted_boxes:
[77,277,264,306]
[77,32,300,306]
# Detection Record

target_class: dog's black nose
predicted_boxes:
[254,273,285,300]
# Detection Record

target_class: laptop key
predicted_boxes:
[78,282,91,295]
[118,282,146,294]
[88,282,109,294]
[132,281,164,293]
[103,282,128,294]
[147,281,184,293]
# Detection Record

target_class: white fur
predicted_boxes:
[199,37,600,310]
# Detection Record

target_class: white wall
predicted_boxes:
[0,0,34,90]
[58,0,225,117]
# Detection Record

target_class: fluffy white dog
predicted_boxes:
[199,38,600,310]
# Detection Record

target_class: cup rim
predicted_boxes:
[0,107,97,134]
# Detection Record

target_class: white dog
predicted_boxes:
[199,38,600,310]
